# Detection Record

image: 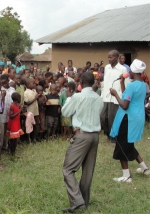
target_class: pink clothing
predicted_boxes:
[25,112,35,134]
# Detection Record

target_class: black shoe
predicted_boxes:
[62,204,86,213]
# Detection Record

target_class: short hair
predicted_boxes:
[75,72,82,77]
[50,84,57,90]
[109,50,119,57]
[8,67,15,73]
[86,61,91,66]
[68,82,76,91]
[53,73,58,77]
[18,69,24,75]
[57,73,63,78]
[36,85,43,91]
[11,92,21,102]
[25,77,34,87]
[39,79,47,88]
[119,54,126,59]
[68,60,72,63]
[94,63,99,67]
[9,81,16,89]
[77,68,84,73]
[92,84,98,92]
[81,71,94,86]
[0,74,9,81]
[24,69,30,73]
[45,72,53,78]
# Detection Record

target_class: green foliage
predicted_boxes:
[0,7,33,62]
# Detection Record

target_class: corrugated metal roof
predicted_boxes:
[36,4,150,44]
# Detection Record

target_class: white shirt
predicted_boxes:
[0,87,15,123]
[65,67,77,74]
[102,63,129,104]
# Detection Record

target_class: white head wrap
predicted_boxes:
[130,59,146,73]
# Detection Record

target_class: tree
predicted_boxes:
[0,7,33,62]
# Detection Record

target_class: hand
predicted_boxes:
[101,60,104,64]
[46,101,51,105]
[35,93,40,99]
[119,74,125,84]
[1,90,6,98]
[110,88,117,96]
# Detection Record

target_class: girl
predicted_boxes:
[36,85,46,141]
[7,92,24,158]
[110,59,150,182]
[60,82,76,140]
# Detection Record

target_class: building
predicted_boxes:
[17,52,34,68]
[36,4,150,76]
[31,48,52,70]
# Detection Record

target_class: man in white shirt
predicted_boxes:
[65,60,77,74]
[101,50,127,142]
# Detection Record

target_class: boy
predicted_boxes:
[45,72,53,94]
[8,67,16,83]
[68,71,75,83]
[46,84,60,140]
[58,77,66,94]
[15,74,25,105]
[0,74,15,149]
[24,69,30,78]
[24,78,39,143]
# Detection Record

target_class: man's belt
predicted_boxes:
[74,130,99,134]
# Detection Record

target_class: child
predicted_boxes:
[0,74,15,150]
[67,71,75,83]
[15,74,25,105]
[0,84,6,157]
[24,69,30,78]
[53,73,58,83]
[92,84,98,92]
[60,82,75,140]
[24,78,40,143]
[45,72,53,94]
[74,73,81,90]
[58,77,67,94]
[56,82,61,96]
[92,63,99,79]
[39,79,49,95]
[8,67,16,83]
[9,81,16,90]
[36,85,46,141]
[6,92,24,158]
[60,65,65,75]
[77,68,84,75]
[45,84,60,140]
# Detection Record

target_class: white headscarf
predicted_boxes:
[130,59,146,73]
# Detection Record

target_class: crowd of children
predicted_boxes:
[0,60,104,160]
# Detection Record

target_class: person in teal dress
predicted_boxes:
[12,59,25,73]
[110,59,150,183]
[60,82,76,140]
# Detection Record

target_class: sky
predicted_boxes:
[1,0,150,54]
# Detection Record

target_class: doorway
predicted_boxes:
[124,53,131,66]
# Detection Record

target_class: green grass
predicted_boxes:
[0,126,150,214]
